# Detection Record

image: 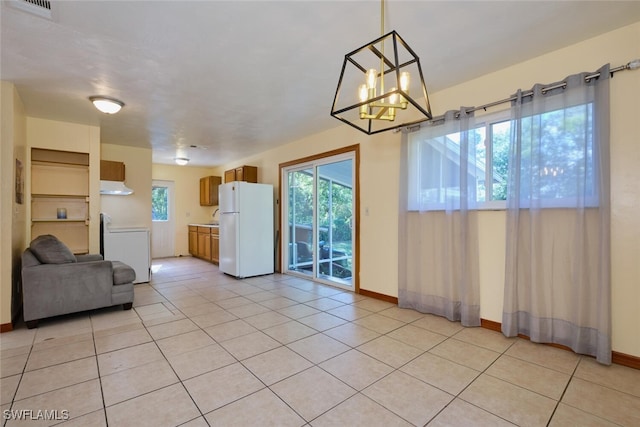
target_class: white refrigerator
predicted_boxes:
[219,181,274,278]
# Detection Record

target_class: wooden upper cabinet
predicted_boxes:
[224,165,258,183]
[224,169,236,183]
[200,176,221,206]
[100,160,125,181]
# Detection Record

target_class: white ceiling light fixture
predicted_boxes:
[174,157,189,166]
[89,96,124,114]
[330,0,432,135]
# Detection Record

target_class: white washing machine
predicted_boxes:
[101,214,150,283]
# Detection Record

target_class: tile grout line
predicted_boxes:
[90,317,110,427]
[429,331,519,426]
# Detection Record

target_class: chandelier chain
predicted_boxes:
[380,0,385,95]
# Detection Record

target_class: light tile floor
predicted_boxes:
[1,257,639,426]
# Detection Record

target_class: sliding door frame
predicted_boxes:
[279,145,360,293]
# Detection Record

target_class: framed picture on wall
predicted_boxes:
[15,158,23,204]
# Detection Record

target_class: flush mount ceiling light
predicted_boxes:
[330,0,432,135]
[174,157,190,166]
[89,96,124,114]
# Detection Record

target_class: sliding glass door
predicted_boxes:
[283,152,355,289]
[287,167,315,277]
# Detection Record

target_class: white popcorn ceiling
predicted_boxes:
[2,1,639,166]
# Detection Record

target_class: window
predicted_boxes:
[408,103,596,210]
[407,113,504,210]
[151,185,168,221]
[514,102,596,207]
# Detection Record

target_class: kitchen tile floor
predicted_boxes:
[1,257,639,426]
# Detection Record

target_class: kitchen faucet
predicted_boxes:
[212,208,219,218]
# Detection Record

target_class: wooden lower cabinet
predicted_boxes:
[211,228,219,264]
[198,230,211,260]
[189,225,219,265]
[188,226,198,255]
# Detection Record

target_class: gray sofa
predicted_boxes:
[22,234,135,329]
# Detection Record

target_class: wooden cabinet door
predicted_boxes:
[200,177,214,206]
[224,169,236,183]
[200,177,208,205]
[197,231,207,259]
[200,176,222,206]
[203,233,212,260]
[197,227,212,261]
[240,166,258,183]
[211,234,219,264]
[100,160,125,181]
[189,227,198,256]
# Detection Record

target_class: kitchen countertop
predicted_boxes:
[189,223,219,227]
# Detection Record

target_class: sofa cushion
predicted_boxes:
[29,235,76,264]
[112,261,136,285]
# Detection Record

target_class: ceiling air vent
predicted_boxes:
[9,0,53,20]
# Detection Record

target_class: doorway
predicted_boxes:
[281,146,359,291]
[151,180,175,258]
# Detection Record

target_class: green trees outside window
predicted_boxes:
[152,185,168,221]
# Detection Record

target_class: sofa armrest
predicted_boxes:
[22,260,115,322]
[76,254,104,263]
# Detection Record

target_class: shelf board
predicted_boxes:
[32,194,88,199]
[32,219,87,223]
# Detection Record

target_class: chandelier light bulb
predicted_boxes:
[400,72,410,92]
[366,69,378,90]
[358,84,369,102]
[388,89,398,104]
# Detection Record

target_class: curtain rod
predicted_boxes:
[401,59,639,129]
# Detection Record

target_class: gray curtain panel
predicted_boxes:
[501,64,612,364]
[398,108,481,326]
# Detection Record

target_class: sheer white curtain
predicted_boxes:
[399,108,481,326]
[502,65,612,364]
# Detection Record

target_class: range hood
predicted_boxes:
[100,160,133,195]
[100,180,134,195]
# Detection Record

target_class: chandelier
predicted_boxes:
[330,0,432,134]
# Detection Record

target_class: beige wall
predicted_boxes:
[213,22,640,357]
[1,82,27,326]
[100,144,152,229]
[26,117,101,254]
[152,164,218,256]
